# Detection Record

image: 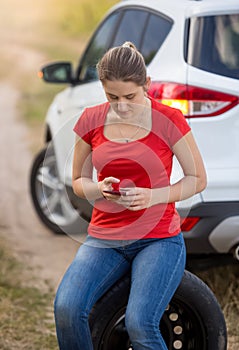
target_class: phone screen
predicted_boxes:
[103,190,127,196]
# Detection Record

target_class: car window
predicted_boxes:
[78,12,120,82]
[112,9,149,48]
[187,14,239,79]
[141,13,173,65]
[77,7,173,83]
[112,9,173,65]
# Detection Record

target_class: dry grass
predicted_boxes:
[197,265,239,348]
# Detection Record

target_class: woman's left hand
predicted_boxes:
[116,187,153,211]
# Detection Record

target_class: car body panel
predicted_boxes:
[46,81,106,184]
[32,0,239,260]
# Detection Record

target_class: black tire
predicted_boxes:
[30,146,81,234]
[89,270,227,350]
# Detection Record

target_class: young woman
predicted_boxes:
[54,42,207,350]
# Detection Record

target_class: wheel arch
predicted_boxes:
[45,124,52,143]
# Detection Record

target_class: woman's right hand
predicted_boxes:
[98,177,120,199]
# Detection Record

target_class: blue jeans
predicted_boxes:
[54,233,186,350]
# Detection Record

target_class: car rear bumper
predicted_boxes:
[180,201,239,255]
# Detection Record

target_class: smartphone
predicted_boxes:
[103,190,127,196]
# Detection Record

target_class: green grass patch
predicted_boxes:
[49,0,118,37]
[0,240,58,350]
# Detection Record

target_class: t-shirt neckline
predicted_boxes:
[102,99,153,144]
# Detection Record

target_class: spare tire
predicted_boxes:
[89,270,227,350]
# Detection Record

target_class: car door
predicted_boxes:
[186,12,239,202]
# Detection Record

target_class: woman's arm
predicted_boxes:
[118,131,207,210]
[72,136,99,200]
[156,130,207,204]
[72,136,120,200]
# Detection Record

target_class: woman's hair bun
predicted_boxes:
[97,41,146,85]
[122,41,137,50]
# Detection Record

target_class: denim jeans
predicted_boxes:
[54,233,186,350]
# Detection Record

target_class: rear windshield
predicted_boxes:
[187,14,239,79]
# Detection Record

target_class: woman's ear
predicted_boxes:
[144,76,151,92]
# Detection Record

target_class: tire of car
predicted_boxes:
[30,145,81,234]
[89,270,227,350]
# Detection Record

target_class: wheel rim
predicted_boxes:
[35,152,79,227]
[98,299,206,350]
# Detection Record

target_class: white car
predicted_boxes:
[30,0,239,267]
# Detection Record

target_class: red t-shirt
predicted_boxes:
[74,98,191,240]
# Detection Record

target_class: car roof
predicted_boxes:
[111,0,239,19]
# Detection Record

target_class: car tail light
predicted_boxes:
[148,82,239,118]
[180,217,200,232]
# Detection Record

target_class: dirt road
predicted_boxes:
[0,80,79,291]
[0,0,83,292]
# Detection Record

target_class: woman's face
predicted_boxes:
[103,79,150,119]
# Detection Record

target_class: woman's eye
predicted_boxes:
[109,95,118,100]
[108,94,134,100]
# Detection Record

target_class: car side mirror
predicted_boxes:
[39,62,73,84]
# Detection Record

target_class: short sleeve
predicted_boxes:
[73,108,92,144]
[73,102,109,145]
[151,99,191,149]
[167,109,191,147]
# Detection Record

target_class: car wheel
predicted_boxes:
[30,146,81,234]
[89,270,227,350]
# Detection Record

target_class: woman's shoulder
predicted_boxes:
[150,97,191,146]
[84,101,109,118]
[78,101,109,127]
[150,97,189,126]
[150,97,179,118]
[74,101,109,137]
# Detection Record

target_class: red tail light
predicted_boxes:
[180,217,200,232]
[148,82,238,118]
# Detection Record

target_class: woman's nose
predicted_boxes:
[117,101,128,112]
